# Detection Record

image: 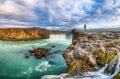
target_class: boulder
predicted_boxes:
[51,45,56,48]
[29,48,49,59]
[24,53,29,58]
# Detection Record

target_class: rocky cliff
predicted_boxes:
[0,27,50,40]
[63,29,120,75]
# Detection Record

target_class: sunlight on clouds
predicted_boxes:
[0,1,22,15]
[0,0,37,21]
[21,0,47,10]
[47,0,94,21]
[0,19,27,25]
[0,0,120,29]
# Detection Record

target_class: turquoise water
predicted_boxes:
[0,38,71,79]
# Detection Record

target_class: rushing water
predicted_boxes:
[0,34,72,79]
[41,55,120,79]
[1,33,120,79]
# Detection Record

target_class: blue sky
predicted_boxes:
[0,0,120,30]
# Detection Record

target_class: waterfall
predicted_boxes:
[48,33,72,43]
[82,53,120,79]
[109,53,120,78]
[49,34,66,41]
[41,53,120,79]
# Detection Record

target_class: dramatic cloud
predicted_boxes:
[0,0,120,29]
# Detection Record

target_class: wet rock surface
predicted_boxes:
[63,29,120,75]
[29,48,49,59]
[24,53,30,58]
[28,45,62,59]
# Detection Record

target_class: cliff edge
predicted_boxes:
[0,27,50,40]
[63,29,120,75]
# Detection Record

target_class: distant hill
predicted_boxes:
[87,28,120,32]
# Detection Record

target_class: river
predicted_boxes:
[0,34,72,79]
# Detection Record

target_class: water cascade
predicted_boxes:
[49,33,72,43]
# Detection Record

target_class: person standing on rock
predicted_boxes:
[84,24,86,31]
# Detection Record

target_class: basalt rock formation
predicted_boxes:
[63,29,120,74]
[29,48,49,59]
[0,27,50,40]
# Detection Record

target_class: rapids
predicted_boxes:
[0,34,72,79]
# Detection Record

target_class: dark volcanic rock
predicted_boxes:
[29,48,49,59]
[24,55,29,58]
[24,53,29,58]
[51,45,56,48]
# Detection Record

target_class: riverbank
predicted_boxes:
[0,27,71,41]
[0,34,72,79]
[42,29,120,79]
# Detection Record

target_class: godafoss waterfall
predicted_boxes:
[0,33,72,79]
[42,30,120,79]
[1,29,120,79]
[0,0,120,79]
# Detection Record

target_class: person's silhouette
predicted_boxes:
[84,24,86,31]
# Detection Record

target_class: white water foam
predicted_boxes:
[41,73,68,79]
[48,34,72,44]
[49,34,66,41]
[35,61,51,72]
[110,53,120,78]
[41,59,120,79]
[23,67,33,75]
[83,65,111,79]
[83,57,120,79]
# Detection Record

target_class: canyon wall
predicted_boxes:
[63,29,120,75]
[0,27,50,40]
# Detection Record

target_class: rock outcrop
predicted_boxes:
[63,29,120,74]
[0,27,50,40]
[29,48,49,59]
[114,71,120,79]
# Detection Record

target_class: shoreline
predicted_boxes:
[0,27,71,41]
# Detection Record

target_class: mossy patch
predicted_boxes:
[113,72,120,79]
[95,50,107,67]
[67,65,76,74]
[67,58,96,74]
[94,49,118,67]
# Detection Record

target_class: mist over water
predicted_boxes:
[0,34,72,79]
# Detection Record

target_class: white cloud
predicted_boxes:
[0,0,38,21]
[20,0,48,12]
[0,25,28,28]
[0,18,27,25]
[0,0,120,29]
[75,16,120,29]
[47,0,94,21]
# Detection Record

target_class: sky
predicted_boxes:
[0,0,120,30]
